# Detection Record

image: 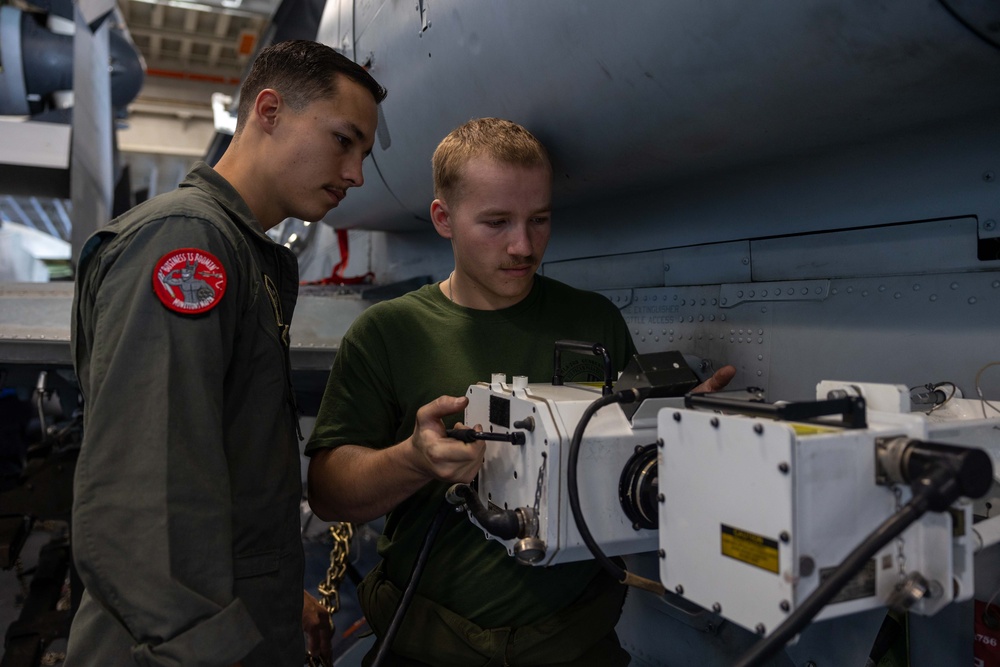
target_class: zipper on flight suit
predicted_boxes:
[262,267,304,441]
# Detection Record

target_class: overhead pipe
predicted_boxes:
[0,5,143,117]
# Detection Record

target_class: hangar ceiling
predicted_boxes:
[0,0,280,255]
[120,0,274,88]
[114,0,279,208]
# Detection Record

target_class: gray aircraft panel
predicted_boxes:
[317,0,1000,232]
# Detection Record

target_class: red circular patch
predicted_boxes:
[152,248,228,315]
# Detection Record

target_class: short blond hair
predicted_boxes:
[432,118,551,202]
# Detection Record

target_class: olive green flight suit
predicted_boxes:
[67,164,304,666]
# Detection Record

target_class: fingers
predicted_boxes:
[302,591,333,666]
[416,394,469,426]
[692,364,737,394]
[421,420,486,482]
[411,396,485,482]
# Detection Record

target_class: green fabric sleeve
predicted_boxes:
[73,217,262,665]
[305,278,639,631]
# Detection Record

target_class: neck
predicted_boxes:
[214,142,279,231]
[443,271,534,311]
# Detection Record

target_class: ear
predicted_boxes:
[252,89,282,135]
[430,199,453,239]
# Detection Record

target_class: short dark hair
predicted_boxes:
[235,40,387,133]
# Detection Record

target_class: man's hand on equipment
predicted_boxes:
[691,364,737,394]
[410,395,485,483]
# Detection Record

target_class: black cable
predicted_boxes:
[733,472,943,667]
[371,499,452,667]
[567,390,638,583]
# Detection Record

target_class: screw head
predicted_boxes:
[985,219,997,231]
[710,417,720,428]
[755,623,766,635]
[754,423,764,435]
[778,462,790,474]
[984,170,996,182]
[658,549,666,559]
[780,600,790,612]
[712,602,722,613]
[780,531,790,543]
[673,412,682,422]
[675,585,684,595]
[657,493,666,503]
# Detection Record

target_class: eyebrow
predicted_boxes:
[478,206,552,216]
[343,120,374,157]
[346,121,368,142]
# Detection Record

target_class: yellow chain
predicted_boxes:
[317,522,354,615]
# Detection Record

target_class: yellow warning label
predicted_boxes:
[721,524,779,574]
[790,423,839,436]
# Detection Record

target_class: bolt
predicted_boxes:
[754,423,764,435]
[658,549,666,559]
[658,493,666,503]
[755,623,766,635]
[673,412,682,422]
[710,417,720,428]
[985,219,997,231]
[712,602,722,613]
[780,600,790,612]
[984,171,996,182]
[657,438,664,448]
[675,585,684,595]
[778,462,789,474]
[780,531,790,543]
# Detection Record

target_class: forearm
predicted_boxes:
[308,442,429,522]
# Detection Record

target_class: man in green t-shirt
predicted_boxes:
[306,118,735,666]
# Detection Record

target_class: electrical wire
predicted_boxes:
[733,491,930,667]
[568,392,629,583]
[567,389,665,595]
[733,463,961,667]
[975,362,1000,418]
[371,498,451,667]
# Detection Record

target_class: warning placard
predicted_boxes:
[721,523,780,574]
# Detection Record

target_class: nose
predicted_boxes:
[343,155,365,188]
[507,222,533,258]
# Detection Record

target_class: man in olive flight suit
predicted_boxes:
[67,40,385,666]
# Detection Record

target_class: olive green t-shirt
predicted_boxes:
[306,275,635,627]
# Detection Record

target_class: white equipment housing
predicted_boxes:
[463,374,669,566]
[464,374,1000,643]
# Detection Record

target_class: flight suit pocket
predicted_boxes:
[234,550,280,579]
